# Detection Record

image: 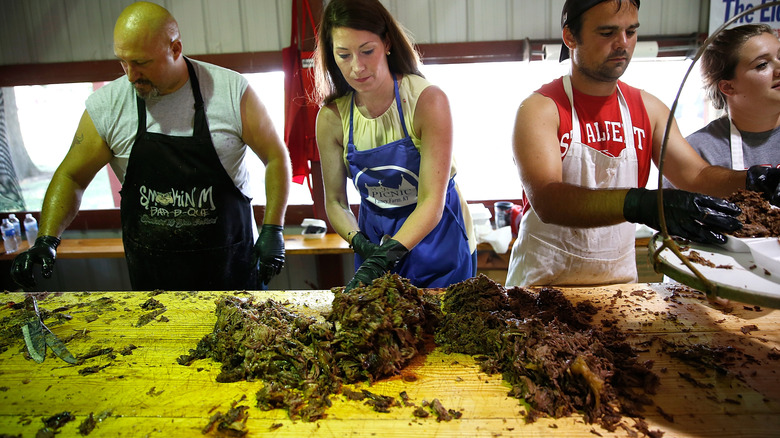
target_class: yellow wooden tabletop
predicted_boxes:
[0,284,778,437]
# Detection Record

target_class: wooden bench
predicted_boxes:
[0,234,354,289]
[0,233,353,260]
[0,235,650,260]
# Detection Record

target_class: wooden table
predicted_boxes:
[0,284,778,437]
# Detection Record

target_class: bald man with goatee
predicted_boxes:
[11,2,292,292]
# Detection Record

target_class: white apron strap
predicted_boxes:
[729,119,746,171]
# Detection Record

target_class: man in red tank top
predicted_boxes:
[507,0,780,287]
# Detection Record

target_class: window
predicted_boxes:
[420,56,712,198]
[12,83,113,211]
[244,71,315,206]
[7,56,713,214]
[10,70,314,211]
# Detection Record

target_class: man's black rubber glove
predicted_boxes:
[345,238,408,292]
[746,165,780,206]
[623,188,742,245]
[350,231,380,260]
[253,224,285,286]
[10,235,61,290]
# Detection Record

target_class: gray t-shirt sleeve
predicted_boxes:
[686,116,732,168]
[662,117,731,189]
[664,115,780,188]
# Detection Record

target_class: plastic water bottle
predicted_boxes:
[2,219,18,253]
[7,214,21,247]
[24,213,38,247]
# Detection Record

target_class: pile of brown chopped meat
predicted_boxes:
[436,275,660,433]
[179,273,660,435]
[727,189,780,237]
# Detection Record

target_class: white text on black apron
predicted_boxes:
[138,184,217,227]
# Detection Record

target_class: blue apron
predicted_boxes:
[346,75,472,288]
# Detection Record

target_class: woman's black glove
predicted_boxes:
[746,165,780,206]
[623,188,742,245]
[10,235,61,290]
[252,224,285,286]
[349,231,380,260]
[345,238,408,292]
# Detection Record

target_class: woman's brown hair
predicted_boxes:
[313,0,422,105]
[701,23,775,110]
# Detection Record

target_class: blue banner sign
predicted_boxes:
[709,0,780,34]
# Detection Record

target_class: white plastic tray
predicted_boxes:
[649,234,780,307]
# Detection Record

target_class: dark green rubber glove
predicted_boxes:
[746,165,780,206]
[350,231,380,260]
[10,235,61,290]
[345,238,408,292]
[252,224,285,286]
[623,188,742,245]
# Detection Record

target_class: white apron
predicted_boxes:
[506,76,639,287]
[729,119,747,170]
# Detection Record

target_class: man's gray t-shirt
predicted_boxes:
[86,58,252,198]
[664,116,780,188]
[686,116,780,169]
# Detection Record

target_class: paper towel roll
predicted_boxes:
[543,44,562,61]
[633,41,659,58]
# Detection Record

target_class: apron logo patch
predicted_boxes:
[139,185,217,221]
[139,215,218,228]
[362,175,418,208]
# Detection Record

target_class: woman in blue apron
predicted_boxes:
[313,0,474,290]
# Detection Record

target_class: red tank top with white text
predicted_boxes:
[541,77,652,180]
[520,77,653,214]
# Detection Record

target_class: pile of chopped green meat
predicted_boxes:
[178,274,440,421]
[178,273,660,435]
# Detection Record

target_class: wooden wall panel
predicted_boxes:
[0,1,33,65]
[64,0,110,61]
[384,0,433,44]
[508,0,559,41]
[241,0,286,52]
[203,0,244,53]
[169,0,210,55]
[24,0,72,63]
[638,0,665,35]
[468,0,509,41]
[0,0,709,67]
[660,0,702,35]
[430,0,468,43]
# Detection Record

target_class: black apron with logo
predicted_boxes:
[120,58,255,291]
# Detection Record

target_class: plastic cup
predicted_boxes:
[494,201,514,229]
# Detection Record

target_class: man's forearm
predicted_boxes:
[693,166,746,199]
[38,174,85,237]
[531,183,629,228]
[261,157,291,226]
